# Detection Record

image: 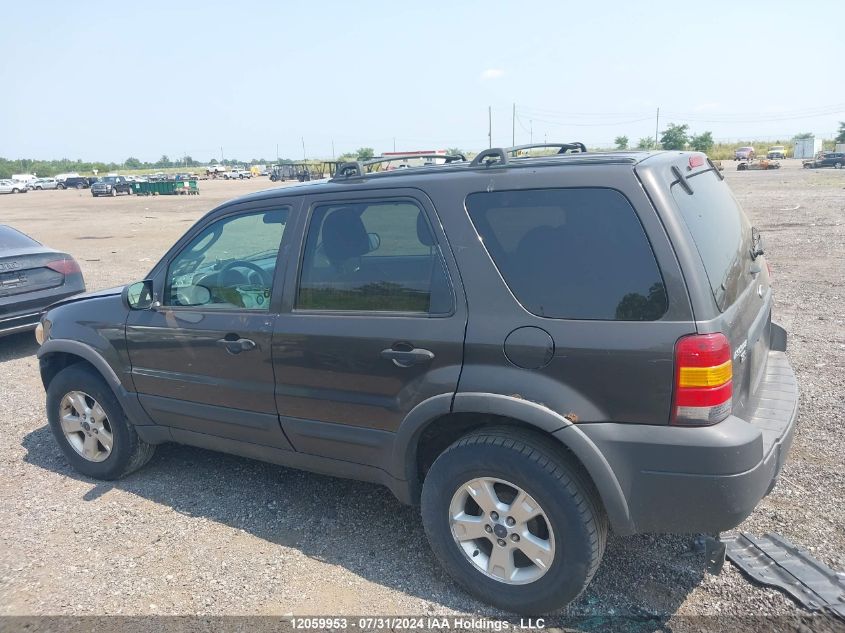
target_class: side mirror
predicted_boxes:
[367,232,381,253]
[124,280,156,310]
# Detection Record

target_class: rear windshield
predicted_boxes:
[0,225,39,250]
[671,169,751,310]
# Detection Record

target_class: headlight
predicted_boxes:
[34,322,44,345]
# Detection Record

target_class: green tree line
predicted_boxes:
[0,155,295,179]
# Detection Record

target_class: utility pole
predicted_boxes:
[220,147,223,163]
[331,139,335,160]
[654,107,660,147]
[530,120,533,144]
[301,137,306,161]
[488,106,492,148]
[276,144,279,163]
[393,137,396,152]
[512,103,516,146]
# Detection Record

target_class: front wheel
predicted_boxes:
[57,183,66,189]
[46,365,155,479]
[76,183,85,190]
[421,428,606,614]
[835,162,843,169]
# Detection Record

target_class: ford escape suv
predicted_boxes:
[35,144,798,614]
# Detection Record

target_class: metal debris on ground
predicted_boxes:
[724,532,845,620]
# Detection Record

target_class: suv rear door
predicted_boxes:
[271,188,466,466]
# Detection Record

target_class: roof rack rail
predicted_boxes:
[507,142,587,155]
[334,152,467,178]
[469,148,509,167]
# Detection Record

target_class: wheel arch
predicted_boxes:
[393,393,634,534]
[38,340,122,393]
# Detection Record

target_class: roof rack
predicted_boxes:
[335,152,467,178]
[507,142,587,155]
[332,142,589,179]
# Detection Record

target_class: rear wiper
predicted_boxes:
[750,227,765,260]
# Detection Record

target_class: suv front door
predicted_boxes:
[272,189,466,467]
[126,205,294,449]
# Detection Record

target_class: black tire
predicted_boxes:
[46,364,155,480]
[835,162,843,169]
[11,188,19,193]
[421,427,607,614]
[76,183,84,190]
[57,183,65,189]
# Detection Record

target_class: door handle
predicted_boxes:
[380,347,435,367]
[216,337,257,354]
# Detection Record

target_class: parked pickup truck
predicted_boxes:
[91,176,133,197]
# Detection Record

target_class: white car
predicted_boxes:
[0,180,29,194]
[28,178,59,190]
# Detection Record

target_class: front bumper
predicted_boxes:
[575,350,798,534]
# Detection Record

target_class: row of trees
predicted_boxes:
[615,122,845,154]
[0,155,297,179]
[4,124,844,179]
[614,125,714,152]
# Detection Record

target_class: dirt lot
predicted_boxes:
[0,164,843,625]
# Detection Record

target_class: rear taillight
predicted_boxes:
[672,333,732,426]
[46,258,81,276]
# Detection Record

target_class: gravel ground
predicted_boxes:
[0,166,843,627]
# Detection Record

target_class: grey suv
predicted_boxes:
[35,144,797,614]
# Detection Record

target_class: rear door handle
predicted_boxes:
[380,347,435,367]
[216,337,257,354]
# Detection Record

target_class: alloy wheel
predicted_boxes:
[449,477,555,585]
[59,391,114,462]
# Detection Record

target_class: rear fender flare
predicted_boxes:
[394,392,633,533]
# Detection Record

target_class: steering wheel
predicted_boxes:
[219,260,272,287]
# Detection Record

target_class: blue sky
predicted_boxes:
[1,0,843,162]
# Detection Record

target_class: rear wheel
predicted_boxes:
[421,428,606,614]
[46,365,155,479]
[57,183,66,189]
[76,183,84,189]
[835,162,843,169]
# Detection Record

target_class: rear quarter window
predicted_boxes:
[466,188,667,321]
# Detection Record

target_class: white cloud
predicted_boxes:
[480,68,505,80]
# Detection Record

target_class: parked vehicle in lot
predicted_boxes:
[91,176,132,197]
[0,180,29,194]
[734,146,756,161]
[224,168,251,179]
[0,225,85,337]
[28,178,60,190]
[36,145,797,614]
[56,177,89,190]
[802,151,845,169]
[737,159,781,170]
[766,145,787,159]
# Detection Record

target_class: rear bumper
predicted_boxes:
[0,284,85,337]
[575,350,798,534]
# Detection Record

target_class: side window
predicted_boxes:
[297,200,452,313]
[466,188,667,321]
[166,208,288,310]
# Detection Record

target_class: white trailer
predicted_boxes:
[793,137,823,159]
